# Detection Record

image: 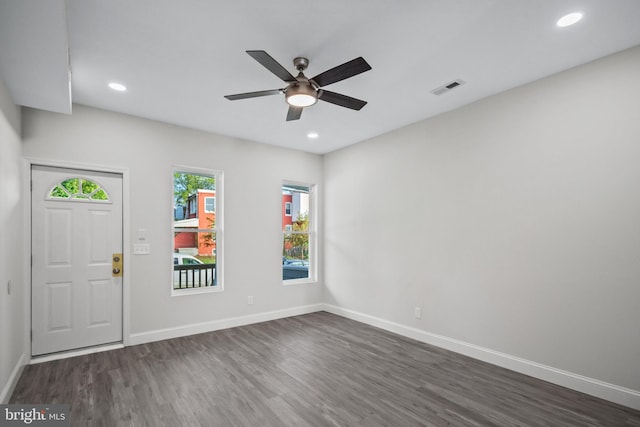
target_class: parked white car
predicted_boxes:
[173,254,215,288]
[174,253,204,266]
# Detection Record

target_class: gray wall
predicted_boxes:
[22,105,324,339]
[0,78,25,402]
[324,46,640,391]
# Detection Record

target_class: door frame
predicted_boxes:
[24,158,131,359]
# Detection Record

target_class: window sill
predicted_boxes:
[282,278,317,286]
[171,286,223,297]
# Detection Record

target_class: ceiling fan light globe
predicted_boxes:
[287,93,317,107]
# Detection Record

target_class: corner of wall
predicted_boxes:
[0,353,27,403]
[0,77,21,137]
[0,75,26,404]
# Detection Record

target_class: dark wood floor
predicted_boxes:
[10,312,640,426]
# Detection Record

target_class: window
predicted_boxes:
[173,169,222,293]
[282,183,315,283]
[48,177,110,202]
[188,197,197,217]
[204,197,215,213]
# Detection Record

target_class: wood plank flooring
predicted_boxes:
[10,312,640,426]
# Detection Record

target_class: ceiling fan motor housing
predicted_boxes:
[286,78,317,106]
[286,57,318,106]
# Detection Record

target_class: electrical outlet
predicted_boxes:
[414,307,422,319]
[248,296,254,305]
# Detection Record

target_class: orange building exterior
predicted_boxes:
[174,189,216,256]
[282,192,293,231]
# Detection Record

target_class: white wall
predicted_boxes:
[0,78,25,402]
[22,105,324,341]
[324,46,640,393]
[10,44,640,408]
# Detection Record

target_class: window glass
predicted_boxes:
[173,171,221,292]
[282,184,314,283]
[48,177,110,201]
[205,197,216,213]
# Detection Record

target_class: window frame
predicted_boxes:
[282,181,316,285]
[172,166,223,296]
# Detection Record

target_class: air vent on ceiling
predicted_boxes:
[430,79,466,96]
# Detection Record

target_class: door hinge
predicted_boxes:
[30,329,33,342]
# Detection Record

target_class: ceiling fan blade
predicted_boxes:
[286,106,303,121]
[318,90,367,110]
[224,89,282,100]
[246,50,297,83]
[311,57,371,87]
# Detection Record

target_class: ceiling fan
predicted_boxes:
[224,50,372,121]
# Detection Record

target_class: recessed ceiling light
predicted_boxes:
[307,132,319,139]
[108,82,127,92]
[557,12,583,27]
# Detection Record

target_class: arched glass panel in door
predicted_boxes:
[47,177,111,202]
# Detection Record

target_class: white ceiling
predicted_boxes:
[1,0,640,154]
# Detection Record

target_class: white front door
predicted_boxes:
[31,165,123,356]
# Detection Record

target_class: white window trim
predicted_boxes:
[284,202,292,216]
[282,181,317,286]
[172,166,223,296]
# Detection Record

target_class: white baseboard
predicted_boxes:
[322,304,640,411]
[1,352,26,404]
[129,303,324,346]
